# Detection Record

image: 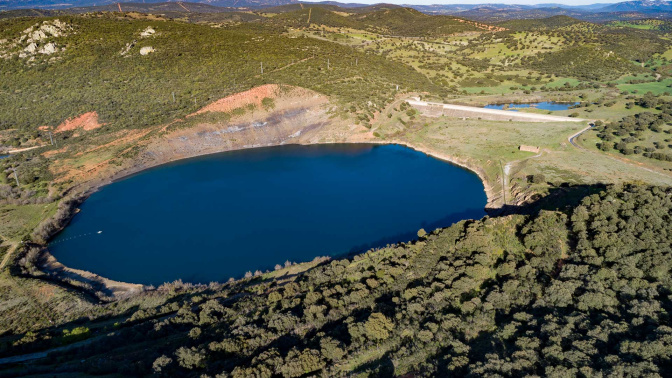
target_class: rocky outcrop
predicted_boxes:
[2,19,72,61]
[120,40,136,56]
[38,43,57,55]
[107,86,331,185]
[139,46,155,56]
[140,27,156,37]
[118,27,155,57]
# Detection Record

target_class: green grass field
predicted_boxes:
[0,203,58,242]
[617,79,672,95]
[609,21,656,30]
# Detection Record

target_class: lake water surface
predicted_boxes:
[484,101,579,111]
[50,144,486,285]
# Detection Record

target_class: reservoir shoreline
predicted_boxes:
[47,143,487,286]
[37,141,493,294]
[27,87,500,299]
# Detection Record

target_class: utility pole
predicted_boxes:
[327,58,330,70]
[355,57,358,66]
[260,62,263,74]
[172,92,176,103]
[48,131,55,146]
[11,167,19,186]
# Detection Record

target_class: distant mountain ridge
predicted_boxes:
[4,0,672,22]
[598,0,672,11]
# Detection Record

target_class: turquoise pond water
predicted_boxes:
[50,144,487,285]
[484,102,579,111]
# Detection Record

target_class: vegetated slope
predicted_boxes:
[499,15,585,31]
[597,27,670,62]
[454,7,590,23]
[0,0,297,11]
[498,19,670,80]
[0,15,435,134]
[271,7,485,37]
[593,97,672,162]
[599,0,672,13]
[3,184,671,376]
[353,7,483,36]
[0,8,64,19]
[0,14,437,201]
[64,1,235,14]
[260,3,344,14]
[523,45,640,81]
[271,7,362,29]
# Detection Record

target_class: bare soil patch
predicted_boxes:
[55,112,103,133]
[191,84,280,116]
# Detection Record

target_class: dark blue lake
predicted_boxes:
[50,144,486,285]
[484,102,579,111]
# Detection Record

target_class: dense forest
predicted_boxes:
[2,184,671,376]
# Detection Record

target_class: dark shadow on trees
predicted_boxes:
[495,183,607,217]
[351,351,396,377]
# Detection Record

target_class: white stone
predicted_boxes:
[139,46,155,56]
[119,40,135,56]
[24,42,37,53]
[38,43,57,55]
[28,30,47,42]
[140,27,156,37]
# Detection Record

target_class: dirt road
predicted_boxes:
[7,145,45,154]
[568,125,593,147]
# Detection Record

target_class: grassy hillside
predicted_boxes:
[271,7,483,37]
[499,15,585,31]
[0,15,433,134]
[2,184,671,377]
[353,8,483,36]
[271,7,363,29]
[523,45,640,81]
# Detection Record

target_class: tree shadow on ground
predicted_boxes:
[497,183,607,217]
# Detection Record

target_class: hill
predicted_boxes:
[268,7,487,37]
[0,15,433,133]
[598,0,672,12]
[351,7,485,36]
[500,15,585,31]
[270,6,363,29]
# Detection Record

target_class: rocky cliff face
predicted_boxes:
[105,86,333,183]
[141,107,329,166]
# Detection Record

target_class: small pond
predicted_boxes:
[484,101,579,111]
